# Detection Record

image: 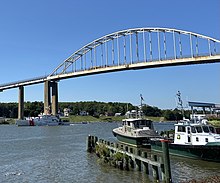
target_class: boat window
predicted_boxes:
[140,120,145,125]
[196,137,199,142]
[127,122,130,126]
[191,126,196,133]
[205,138,208,142]
[187,127,191,134]
[202,126,209,133]
[195,126,203,133]
[147,120,152,128]
[209,126,216,134]
[134,121,139,128]
[177,126,186,132]
[188,136,191,143]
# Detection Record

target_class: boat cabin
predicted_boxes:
[174,122,220,145]
[122,119,153,130]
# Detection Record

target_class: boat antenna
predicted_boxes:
[140,94,144,118]
[176,91,184,118]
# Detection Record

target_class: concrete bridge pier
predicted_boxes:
[44,81,58,115]
[44,81,51,114]
[18,86,24,119]
[51,81,58,115]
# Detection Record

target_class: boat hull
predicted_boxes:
[16,120,30,126]
[151,140,220,162]
[16,119,60,126]
[112,130,151,147]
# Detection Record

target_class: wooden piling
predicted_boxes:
[160,157,166,181]
[141,151,149,174]
[129,147,133,154]
[135,150,142,171]
[161,139,172,183]
[107,141,110,146]
[94,136,98,147]
[123,154,129,170]
[91,136,95,148]
[151,154,159,181]
[125,146,128,152]
[129,156,135,169]
[86,135,92,152]
[87,135,98,152]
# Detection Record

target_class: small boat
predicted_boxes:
[16,114,61,126]
[151,119,220,162]
[112,95,160,147]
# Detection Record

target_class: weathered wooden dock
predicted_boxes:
[87,135,172,183]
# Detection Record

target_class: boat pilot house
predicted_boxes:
[174,101,220,145]
[113,110,160,147]
[122,119,153,131]
[174,122,218,145]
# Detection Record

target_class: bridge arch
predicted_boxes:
[49,27,220,79]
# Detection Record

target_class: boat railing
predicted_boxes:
[125,110,144,119]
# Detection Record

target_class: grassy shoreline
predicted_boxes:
[62,115,166,123]
[61,115,124,123]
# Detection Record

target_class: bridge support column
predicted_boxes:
[18,86,24,119]
[44,81,59,115]
[44,81,51,114]
[51,81,58,115]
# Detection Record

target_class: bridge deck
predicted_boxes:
[0,54,220,91]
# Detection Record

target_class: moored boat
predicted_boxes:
[112,95,160,147]
[151,91,220,162]
[16,114,61,126]
[151,119,220,162]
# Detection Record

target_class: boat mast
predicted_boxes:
[176,91,185,119]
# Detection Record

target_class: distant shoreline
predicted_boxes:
[1,116,219,127]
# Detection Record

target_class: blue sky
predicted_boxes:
[0,0,219,109]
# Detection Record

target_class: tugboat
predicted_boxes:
[151,119,220,162]
[151,92,220,162]
[112,95,160,147]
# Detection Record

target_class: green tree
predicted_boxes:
[142,104,162,117]
[163,110,176,121]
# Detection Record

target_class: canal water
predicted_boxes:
[0,122,220,183]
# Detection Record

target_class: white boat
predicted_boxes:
[16,114,61,126]
[151,92,220,162]
[151,118,220,162]
[112,108,160,147]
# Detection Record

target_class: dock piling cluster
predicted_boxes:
[87,135,172,183]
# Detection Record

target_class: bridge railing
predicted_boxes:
[49,28,220,77]
[50,52,220,76]
[0,76,47,89]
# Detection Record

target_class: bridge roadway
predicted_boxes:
[0,76,47,91]
[1,54,220,91]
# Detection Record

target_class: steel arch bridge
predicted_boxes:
[48,27,220,81]
[0,27,220,91]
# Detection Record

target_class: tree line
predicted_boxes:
[0,101,189,121]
